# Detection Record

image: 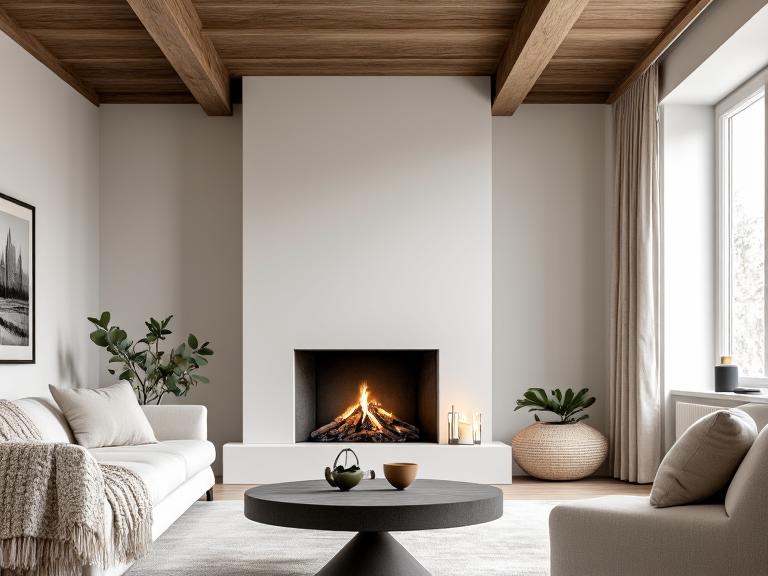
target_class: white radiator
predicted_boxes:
[675,402,721,439]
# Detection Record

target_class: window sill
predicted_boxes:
[670,389,768,404]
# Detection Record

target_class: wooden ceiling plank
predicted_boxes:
[492,0,591,116]
[525,90,608,103]
[575,1,686,30]
[98,91,198,104]
[0,5,99,104]
[606,0,713,103]
[207,29,509,61]
[0,4,142,29]
[125,0,230,115]
[224,57,497,76]
[196,5,521,30]
[29,29,164,61]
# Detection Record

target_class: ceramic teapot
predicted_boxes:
[324,448,375,491]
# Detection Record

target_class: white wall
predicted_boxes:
[242,77,493,445]
[661,105,715,392]
[661,104,716,448]
[99,105,243,473]
[0,32,100,398]
[492,105,611,471]
[660,0,768,101]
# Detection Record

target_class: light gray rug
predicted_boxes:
[128,500,556,575]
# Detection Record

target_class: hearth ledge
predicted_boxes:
[223,441,512,484]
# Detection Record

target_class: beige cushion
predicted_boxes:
[49,382,157,448]
[737,403,768,432]
[651,409,756,508]
[12,397,74,443]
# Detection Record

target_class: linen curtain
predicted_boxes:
[609,63,662,484]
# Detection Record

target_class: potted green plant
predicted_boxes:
[511,388,607,481]
[88,311,213,405]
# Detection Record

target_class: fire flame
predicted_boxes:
[341,382,384,431]
[310,379,420,441]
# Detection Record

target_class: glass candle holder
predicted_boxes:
[473,412,482,444]
[447,405,460,445]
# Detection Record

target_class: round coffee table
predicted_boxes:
[244,478,503,576]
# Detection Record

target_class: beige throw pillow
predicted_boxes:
[49,382,157,448]
[651,408,756,508]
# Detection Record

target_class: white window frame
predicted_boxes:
[716,70,768,386]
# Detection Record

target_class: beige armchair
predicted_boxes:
[549,404,768,576]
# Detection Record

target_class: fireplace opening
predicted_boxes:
[294,350,438,443]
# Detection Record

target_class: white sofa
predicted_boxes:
[549,404,768,576]
[10,397,216,576]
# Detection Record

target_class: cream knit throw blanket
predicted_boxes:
[0,400,153,576]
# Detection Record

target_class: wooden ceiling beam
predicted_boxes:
[492,0,590,116]
[0,6,99,105]
[606,0,713,104]
[125,0,231,115]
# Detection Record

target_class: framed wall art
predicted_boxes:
[0,192,34,363]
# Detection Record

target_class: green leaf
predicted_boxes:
[107,328,127,346]
[563,389,575,411]
[187,334,199,349]
[109,355,123,363]
[164,373,180,394]
[191,374,209,384]
[90,330,109,347]
[531,388,549,405]
[571,388,589,408]
[99,311,111,329]
[193,354,208,367]
[198,347,213,356]
[118,369,134,382]
[108,369,115,375]
[162,315,173,328]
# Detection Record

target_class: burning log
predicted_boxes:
[310,382,420,442]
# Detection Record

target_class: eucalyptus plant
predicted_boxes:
[88,311,213,405]
[514,387,595,424]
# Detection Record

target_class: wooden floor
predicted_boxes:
[214,477,650,501]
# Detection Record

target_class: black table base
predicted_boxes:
[316,532,430,576]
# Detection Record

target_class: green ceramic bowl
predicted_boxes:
[329,469,363,491]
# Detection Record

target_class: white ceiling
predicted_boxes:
[663,4,768,105]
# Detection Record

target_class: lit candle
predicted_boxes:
[447,405,460,444]
[458,419,474,445]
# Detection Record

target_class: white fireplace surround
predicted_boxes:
[223,76,511,484]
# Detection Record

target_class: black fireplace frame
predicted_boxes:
[294,349,439,443]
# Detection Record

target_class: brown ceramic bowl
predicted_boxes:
[383,463,419,490]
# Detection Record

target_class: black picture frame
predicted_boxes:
[0,191,35,364]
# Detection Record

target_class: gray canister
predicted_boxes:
[715,356,738,392]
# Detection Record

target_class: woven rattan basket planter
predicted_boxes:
[512,422,608,481]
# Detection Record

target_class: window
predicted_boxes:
[717,77,767,382]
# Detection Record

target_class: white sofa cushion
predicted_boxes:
[90,440,215,504]
[50,382,157,448]
[12,397,74,443]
